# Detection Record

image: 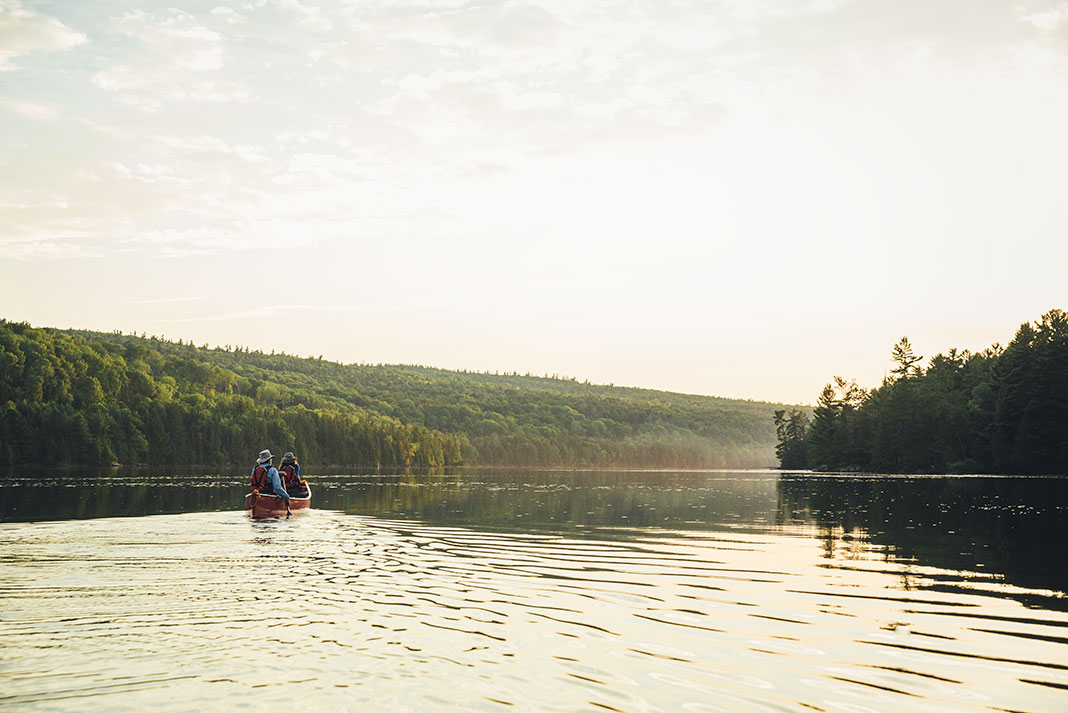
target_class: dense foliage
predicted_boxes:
[773,409,809,469]
[775,309,1068,474]
[0,320,783,468]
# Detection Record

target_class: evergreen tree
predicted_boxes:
[784,309,1067,475]
[774,409,809,469]
[806,384,839,470]
[890,336,923,379]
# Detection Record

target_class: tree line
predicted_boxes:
[0,322,467,468]
[775,309,1068,474]
[0,320,786,468]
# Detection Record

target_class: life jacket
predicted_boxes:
[251,464,274,494]
[280,463,302,490]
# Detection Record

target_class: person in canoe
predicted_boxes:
[279,451,307,496]
[250,449,291,510]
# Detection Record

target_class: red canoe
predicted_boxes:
[244,485,312,518]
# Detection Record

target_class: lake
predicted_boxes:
[1,469,1066,712]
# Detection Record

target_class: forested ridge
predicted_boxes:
[0,319,783,468]
[775,309,1068,475]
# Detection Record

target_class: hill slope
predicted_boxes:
[0,320,787,468]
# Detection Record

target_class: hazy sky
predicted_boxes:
[2,0,1066,404]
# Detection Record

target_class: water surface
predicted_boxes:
[1,470,1066,712]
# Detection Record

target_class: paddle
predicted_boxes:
[283,462,296,519]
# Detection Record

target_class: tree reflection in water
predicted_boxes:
[776,474,1068,605]
[2,468,1065,606]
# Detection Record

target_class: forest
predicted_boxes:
[0,319,783,468]
[774,309,1068,475]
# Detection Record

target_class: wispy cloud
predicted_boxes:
[0,0,86,71]
[90,7,249,106]
[0,234,96,260]
[1019,1,1068,30]
[2,1,1067,403]
[0,96,59,120]
[276,0,333,31]
[3,0,1068,268]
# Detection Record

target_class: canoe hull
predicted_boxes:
[244,485,312,518]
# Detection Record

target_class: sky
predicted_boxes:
[1,0,1067,405]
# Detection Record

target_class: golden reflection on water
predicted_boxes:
[1,505,1067,713]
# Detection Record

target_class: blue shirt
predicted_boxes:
[253,463,290,502]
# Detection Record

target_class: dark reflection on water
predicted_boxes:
[315,469,782,533]
[3,468,1067,601]
[2,469,1068,713]
[0,468,784,530]
[777,474,1068,604]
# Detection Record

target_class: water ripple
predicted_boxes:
[1,511,1066,712]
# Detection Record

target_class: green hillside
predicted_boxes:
[0,319,786,468]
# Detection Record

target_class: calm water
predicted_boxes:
[1,469,1066,712]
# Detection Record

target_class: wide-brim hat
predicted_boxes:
[281,451,296,464]
[257,449,273,464]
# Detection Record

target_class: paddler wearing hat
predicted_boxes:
[249,449,291,512]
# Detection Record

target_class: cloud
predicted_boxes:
[93,71,250,105]
[0,0,87,71]
[0,238,91,260]
[115,9,225,69]
[276,0,333,31]
[210,6,247,24]
[810,0,852,12]
[90,7,249,106]
[134,226,267,256]
[0,218,102,259]
[106,161,196,185]
[0,96,58,120]
[1020,2,1068,30]
[4,0,1067,271]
